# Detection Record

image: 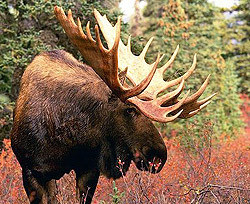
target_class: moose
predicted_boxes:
[10,6,215,204]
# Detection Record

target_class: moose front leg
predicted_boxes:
[22,169,59,204]
[46,179,59,204]
[22,169,47,204]
[75,170,100,204]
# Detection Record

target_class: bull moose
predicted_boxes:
[10,6,215,204]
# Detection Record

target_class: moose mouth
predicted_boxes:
[132,150,164,174]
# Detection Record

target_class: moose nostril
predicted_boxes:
[148,157,163,173]
[153,157,161,164]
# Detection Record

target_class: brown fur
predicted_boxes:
[11,50,167,204]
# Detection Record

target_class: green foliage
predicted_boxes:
[0,97,14,143]
[0,0,69,96]
[109,181,125,204]
[0,0,127,141]
[222,0,250,95]
[142,0,243,139]
[99,181,125,204]
[0,0,125,96]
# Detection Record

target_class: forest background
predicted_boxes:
[0,0,249,203]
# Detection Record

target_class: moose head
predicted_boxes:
[10,6,215,204]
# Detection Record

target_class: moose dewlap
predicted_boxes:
[10,6,215,204]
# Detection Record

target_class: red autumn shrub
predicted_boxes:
[0,139,28,204]
[92,128,250,203]
[1,121,249,203]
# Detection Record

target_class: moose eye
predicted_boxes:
[125,107,137,117]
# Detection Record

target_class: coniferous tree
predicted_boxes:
[0,0,123,100]
[223,0,250,95]
[0,0,125,141]
[141,0,243,139]
[130,0,143,36]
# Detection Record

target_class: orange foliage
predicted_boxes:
[182,32,190,40]
[158,19,165,27]
[1,130,249,203]
[0,139,28,204]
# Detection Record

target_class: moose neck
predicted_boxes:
[96,100,133,179]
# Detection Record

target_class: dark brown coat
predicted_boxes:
[11,50,167,203]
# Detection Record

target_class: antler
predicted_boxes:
[94,9,216,120]
[54,6,159,102]
[55,7,215,123]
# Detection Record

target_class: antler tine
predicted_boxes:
[160,110,184,122]
[163,90,190,113]
[85,21,94,42]
[127,35,132,52]
[156,79,185,105]
[139,107,184,123]
[159,54,165,62]
[158,45,179,76]
[111,16,121,53]
[140,37,154,59]
[68,9,76,26]
[184,74,210,104]
[161,54,197,92]
[95,25,105,51]
[197,93,217,106]
[180,100,212,119]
